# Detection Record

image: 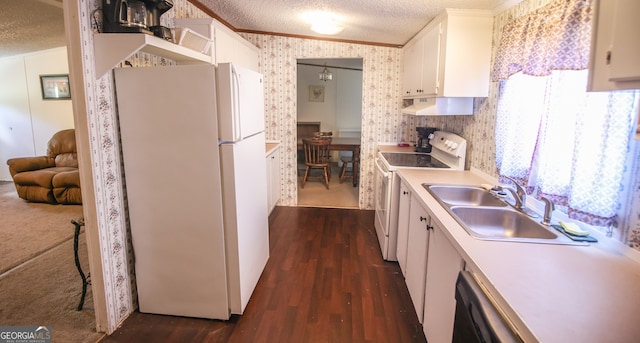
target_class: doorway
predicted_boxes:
[296,58,363,208]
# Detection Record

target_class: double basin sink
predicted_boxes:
[423,184,583,245]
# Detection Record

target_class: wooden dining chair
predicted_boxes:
[301,137,332,189]
[313,131,333,138]
[313,131,334,165]
[340,154,353,183]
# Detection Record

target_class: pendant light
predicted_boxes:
[319,63,333,82]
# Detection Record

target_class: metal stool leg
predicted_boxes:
[71,218,90,311]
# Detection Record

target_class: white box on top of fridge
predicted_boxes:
[114,63,269,320]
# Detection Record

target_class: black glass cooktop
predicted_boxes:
[381,152,449,168]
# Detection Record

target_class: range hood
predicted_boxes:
[401,97,474,116]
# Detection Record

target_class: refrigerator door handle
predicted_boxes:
[231,65,242,140]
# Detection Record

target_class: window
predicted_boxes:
[496,70,639,226]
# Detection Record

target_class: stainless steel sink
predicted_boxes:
[422,184,586,245]
[424,185,508,207]
[450,206,557,240]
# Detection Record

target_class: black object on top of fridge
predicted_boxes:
[102,0,173,40]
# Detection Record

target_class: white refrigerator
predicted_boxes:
[114,63,269,320]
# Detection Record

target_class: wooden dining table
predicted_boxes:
[298,137,361,187]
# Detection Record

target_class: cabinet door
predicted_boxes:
[588,0,640,91]
[423,223,463,343]
[233,41,260,72]
[609,0,640,82]
[396,180,412,276]
[405,195,430,323]
[214,27,236,65]
[421,22,442,96]
[402,37,424,97]
[266,147,280,213]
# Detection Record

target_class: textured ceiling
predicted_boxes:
[196,0,522,46]
[0,0,523,59]
[0,0,66,59]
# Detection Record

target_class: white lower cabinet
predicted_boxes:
[400,189,464,337]
[423,218,464,343]
[404,194,430,323]
[396,179,412,276]
[266,146,281,214]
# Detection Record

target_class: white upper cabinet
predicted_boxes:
[402,9,493,98]
[402,37,425,97]
[588,0,640,91]
[174,18,260,72]
[420,24,441,96]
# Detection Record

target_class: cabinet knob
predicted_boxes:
[420,216,428,222]
[403,191,409,195]
[427,225,434,231]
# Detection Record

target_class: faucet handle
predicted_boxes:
[540,197,555,225]
[503,176,526,206]
[503,176,523,193]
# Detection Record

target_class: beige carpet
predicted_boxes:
[298,164,359,208]
[0,181,102,342]
[0,232,103,342]
[0,181,83,275]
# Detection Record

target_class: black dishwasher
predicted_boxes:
[452,271,522,343]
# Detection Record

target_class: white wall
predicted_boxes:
[336,68,363,132]
[0,47,73,181]
[297,64,338,133]
[296,63,362,136]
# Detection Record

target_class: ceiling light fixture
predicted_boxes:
[303,11,344,35]
[311,22,344,35]
[319,63,333,82]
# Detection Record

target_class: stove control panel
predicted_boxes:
[430,131,467,158]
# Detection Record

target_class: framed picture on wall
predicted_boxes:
[309,85,324,102]
[40,74,71,100]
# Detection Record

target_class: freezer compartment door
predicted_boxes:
[217,63,265,142]
[219,132,270,314]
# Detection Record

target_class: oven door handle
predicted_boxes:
[375,158,390,178]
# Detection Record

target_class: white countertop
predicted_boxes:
[265,141,280,155]
[397,168,640,343]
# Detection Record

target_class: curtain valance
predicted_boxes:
[491,0,593,81]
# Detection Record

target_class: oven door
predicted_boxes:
[374,157,392,258]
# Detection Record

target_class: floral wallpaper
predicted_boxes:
[240,34,402,209]
[72,0,640,334]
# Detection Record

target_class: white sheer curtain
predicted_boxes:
[496,70,639,226]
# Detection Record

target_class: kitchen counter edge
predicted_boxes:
[397,168,640,343]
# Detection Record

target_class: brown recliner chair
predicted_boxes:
[6,129,82,204]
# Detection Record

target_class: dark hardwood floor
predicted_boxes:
[100,207,426,342]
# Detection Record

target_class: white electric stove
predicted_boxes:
[374,131,467,261]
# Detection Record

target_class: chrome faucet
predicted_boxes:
[503,187,524,209]
[503,176,526,210]
[540,197,555,225]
